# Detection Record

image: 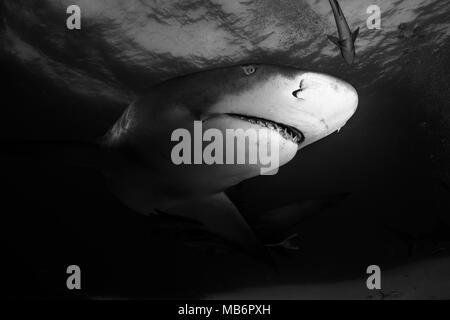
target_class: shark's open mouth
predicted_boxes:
[227,113,305,145]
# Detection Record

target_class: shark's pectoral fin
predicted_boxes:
[327,35,347,48]
[352,27,360,43]
[166,193,273,266]
[327,35,341,47]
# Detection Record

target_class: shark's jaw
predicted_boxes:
[226,113,305,145]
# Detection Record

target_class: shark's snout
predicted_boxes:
[325,77,358,131]
[291,72,358,146]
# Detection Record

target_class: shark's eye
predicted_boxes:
[242,64,256,75]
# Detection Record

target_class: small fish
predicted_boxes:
[327,0,359,65]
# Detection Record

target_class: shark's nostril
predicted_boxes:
[292,88,303,99]
[292,79,305,98]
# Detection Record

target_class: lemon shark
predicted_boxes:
[94,63,358,260]
[7,64,358,262]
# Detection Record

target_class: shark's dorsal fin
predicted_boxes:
[165,192,274,266]
[352,27,360,43]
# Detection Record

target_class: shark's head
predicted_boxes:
[199,64,358,176]
[104,64,358,206]
[206,64,358,148]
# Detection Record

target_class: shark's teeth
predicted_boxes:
[227,113,305,145]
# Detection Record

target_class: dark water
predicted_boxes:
[1,0,450,299]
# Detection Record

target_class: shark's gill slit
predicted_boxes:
[226,113,305,145]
